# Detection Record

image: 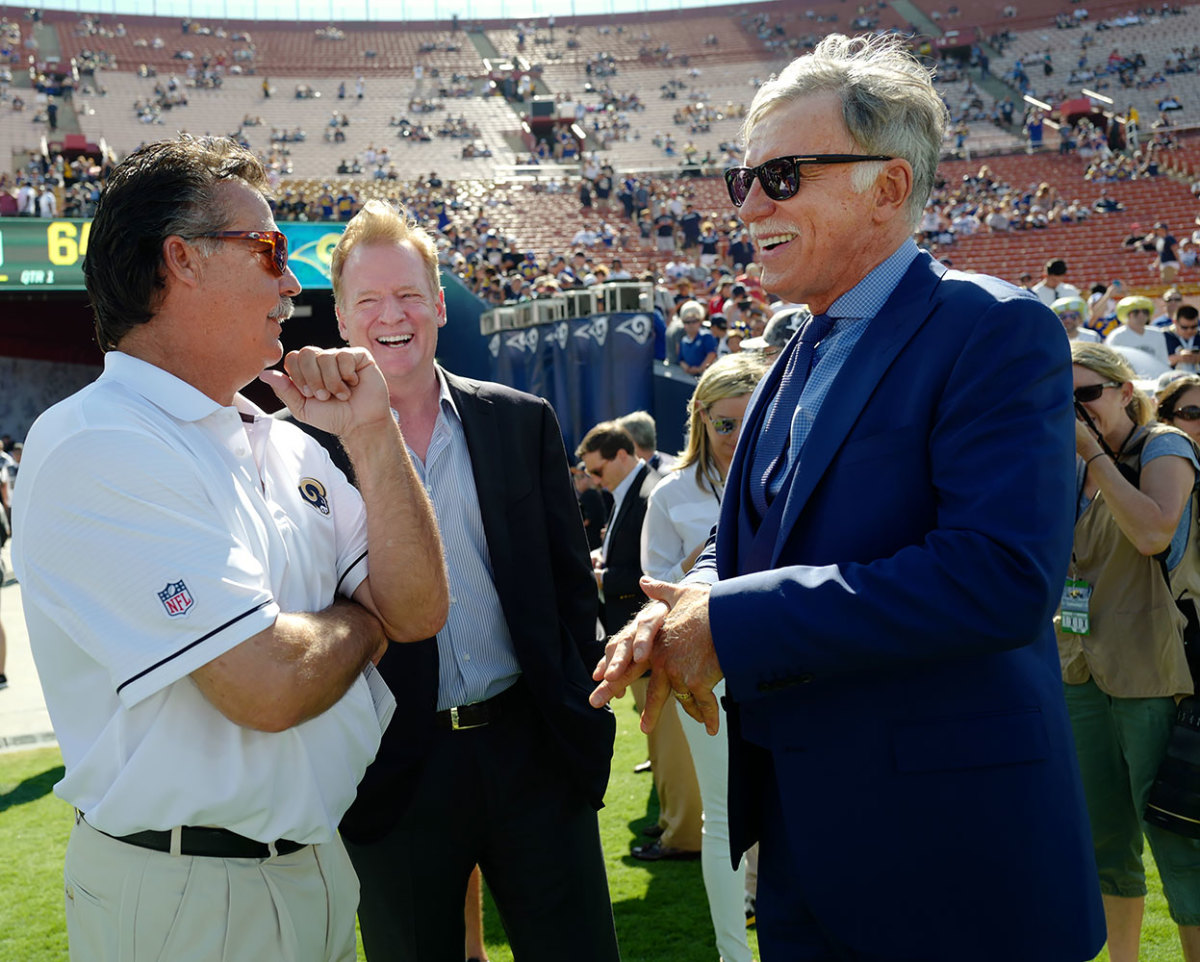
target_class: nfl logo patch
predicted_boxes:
[158,580,194,617]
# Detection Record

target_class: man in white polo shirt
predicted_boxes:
[11,137,449,962]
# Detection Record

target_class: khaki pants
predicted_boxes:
[632,674,703,851]
[65,816,358,962]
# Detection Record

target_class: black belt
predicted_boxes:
[435,682,524,731]
[86,816,306,859]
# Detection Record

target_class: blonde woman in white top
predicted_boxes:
[641,352,767,962]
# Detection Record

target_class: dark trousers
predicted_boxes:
[343,687,619,962]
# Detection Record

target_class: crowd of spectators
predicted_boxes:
[73,14,258,75]
[916,98,1182,258]
[6,8,1200,313]
[740,6,871,60]
[1002,6,1194,110]
[0,150,109,219]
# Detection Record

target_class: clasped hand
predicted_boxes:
[589,576,724,735]
[260,346,391,437]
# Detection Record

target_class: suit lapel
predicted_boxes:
[769,254,948,564]
[608,464,648,545]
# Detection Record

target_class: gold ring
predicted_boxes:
[674,690,694,702]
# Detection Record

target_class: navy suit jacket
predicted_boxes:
[696,252,1105,959]
[283,370,615,842]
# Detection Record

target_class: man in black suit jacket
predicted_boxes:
[298,200,619,962]
[577,424,701,861]
[576,422,661,635]
[1165,302,1200,372]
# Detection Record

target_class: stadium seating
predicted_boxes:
[935,150,1200,290]
[2,0,1199,299]
[988,7,1200,129]
[75,71,526,182]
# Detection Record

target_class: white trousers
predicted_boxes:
[676,679,754,962]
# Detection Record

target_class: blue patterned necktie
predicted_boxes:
[751,312,834,516]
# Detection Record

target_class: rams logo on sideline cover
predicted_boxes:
[158,580,194,617]
[299,478,331,515]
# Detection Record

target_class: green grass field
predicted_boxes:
[0,700,1183,961]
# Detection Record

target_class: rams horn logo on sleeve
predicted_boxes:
[299,478,331,515]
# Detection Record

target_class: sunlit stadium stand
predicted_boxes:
[75,71,525,180]
[989,7,1200,130]
[934,151,1200,287]
[2,0,1200,298]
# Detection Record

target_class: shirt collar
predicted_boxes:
[389,365,463,429]
[433,365,462,424]
[825,238,921,322]
[100,351,260,423]
[611,457,647,507]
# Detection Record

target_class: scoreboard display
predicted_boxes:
[0,218,346,291]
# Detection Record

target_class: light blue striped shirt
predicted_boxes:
[769,240,922,497]
[405,371,521,711]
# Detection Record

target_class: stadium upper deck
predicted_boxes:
[1,2,1199,291]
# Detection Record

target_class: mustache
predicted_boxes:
[268,298,294,322]
[749,223,796,240]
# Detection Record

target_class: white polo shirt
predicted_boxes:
[13,352,393,844]
[1105,324,1171,368]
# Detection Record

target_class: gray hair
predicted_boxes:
[742,33,947,228]
[616,410,657,451]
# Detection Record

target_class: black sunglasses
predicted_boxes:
[1074,381,1121,403]
[1172,405,1200,421]
[199,229,289,277]
[724,153,894,207]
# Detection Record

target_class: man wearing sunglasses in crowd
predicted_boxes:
[591,34,1104,961]
[1052,295,1101,343]
[1165,302,1200,373]
[1151,287,1184,328]
[1106,294,1171,370]
[577,423,700,863]
[11,136,450,962]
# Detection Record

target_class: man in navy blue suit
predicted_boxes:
[592,34,1106,961]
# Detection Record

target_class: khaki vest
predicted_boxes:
[1057,422,1194,698]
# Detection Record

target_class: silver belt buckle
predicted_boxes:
[449,706,485,730]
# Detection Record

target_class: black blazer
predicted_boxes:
[600,463,661,636]
[281,369,615,843]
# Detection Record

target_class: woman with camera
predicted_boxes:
[1156,375,1200,683]
[641,352,767,962]
[1063,343,1200,962]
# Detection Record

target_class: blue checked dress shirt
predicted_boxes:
[756,240,923,507]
